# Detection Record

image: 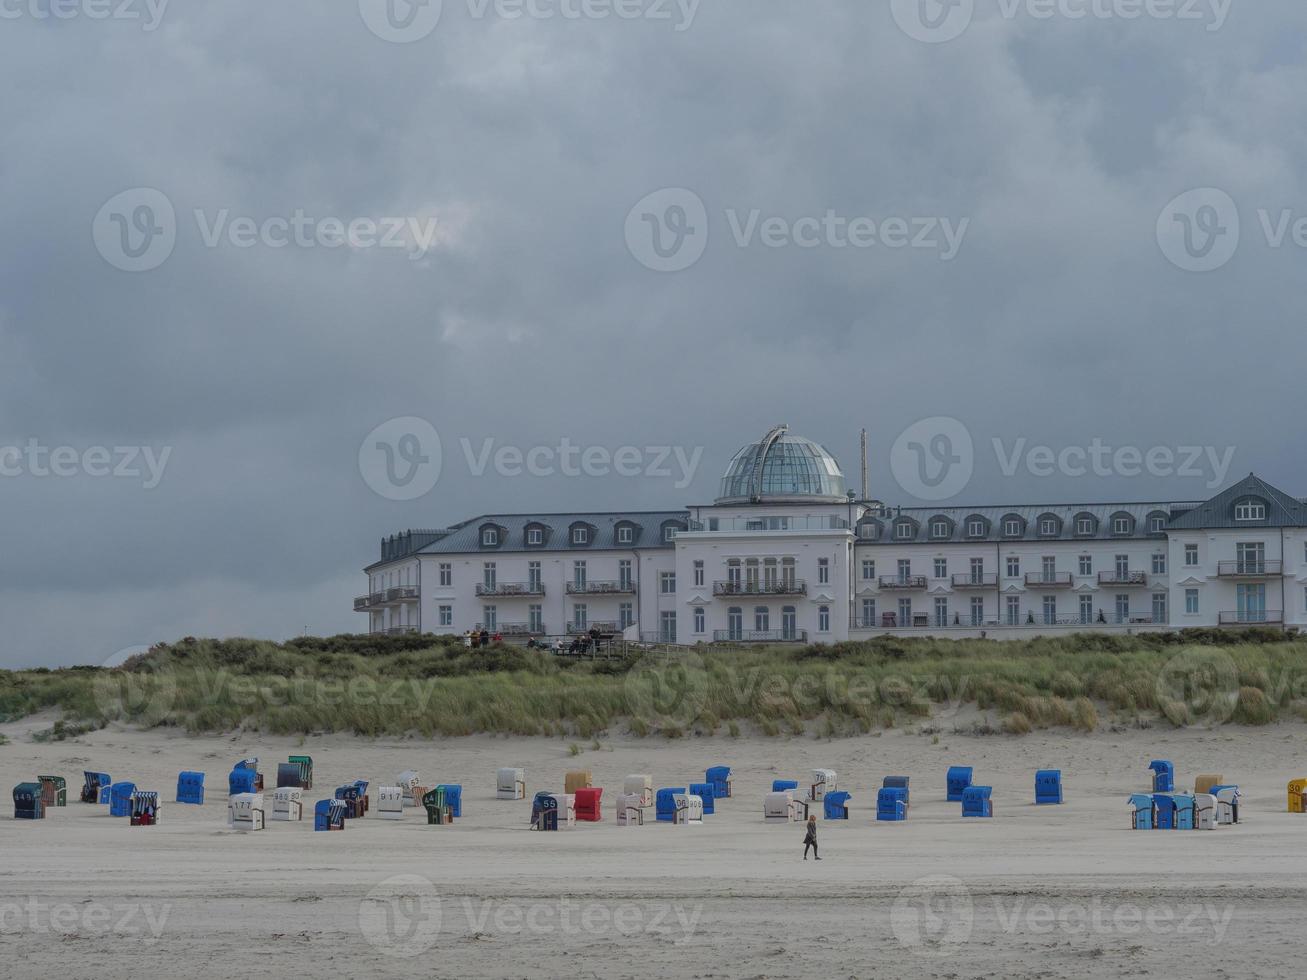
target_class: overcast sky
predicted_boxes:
[2,0,1303,667]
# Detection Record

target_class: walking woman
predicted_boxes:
[803,815,820,860]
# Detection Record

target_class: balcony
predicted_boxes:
[383,587,418,604]
[713,580,808,597]
[358,588,417,609]
[375,626,418,636]
[478,622,545,636]
[353,593,384,611]
[952,573,998,589]
[685,517,849,533]
[879,575,928,590]
[713,630,809,643]
[565,581,636,595]
[1098,571,1149,587]
[1025,572,1074,589]
[567,621,621,634]
[1219,610,1284,626]
[1217,561,1283,578]
[476,582,546,597]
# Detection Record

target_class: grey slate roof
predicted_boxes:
[413,510,691,555]
[1166,474,1307,530]
[858,501,1192,545]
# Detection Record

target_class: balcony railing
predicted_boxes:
[686,517,849,533]
[383,587,418,603]
[358,588,417,609]
[1025,572,1074,588]
[951,573,998,588]
[567,621,621,634]
[353,593,384,611]
[1219,610,1284,625]
[375,626,418,636]
[1217,561,1283,578]
[879,575,928,590]
[1098,571,1149,586]
[713,630,809,643]
[713,580,808,597]
[476,583,546,597]
[565,581,636,595]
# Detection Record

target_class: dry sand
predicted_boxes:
[3,712,1307,979]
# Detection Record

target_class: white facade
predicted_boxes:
[357,429,1307,641]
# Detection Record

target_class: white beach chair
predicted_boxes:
[230,792,264,831]
[1193,793,1218,830]
[809,769,836,802]
[272,786,303,821]
[674,793,704,825]
[378,786,405,820]
[497,768,526,800]
[550,793,576,828]
[616,793,644,826]
[623,774,653,808]
[1215,787,1241,825]
[764,791,798,823]
[397,771,420,806]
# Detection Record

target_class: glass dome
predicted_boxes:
[717,426,848,504]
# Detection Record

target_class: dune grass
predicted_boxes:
[2,629,1305,738]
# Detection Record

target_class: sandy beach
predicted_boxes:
[3,713,1306,979]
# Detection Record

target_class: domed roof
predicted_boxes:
[717,425,848,504]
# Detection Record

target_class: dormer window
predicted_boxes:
[526,527,544,546]
[895,522,914,540]
[857,522,879,540]
[617,526,634,544]
[1076,516,1097,537]
[1004,518,1023,538]
[931,520,951,539]
[571,527,590,545]
[1235,501,1267,522]
[1111,514,1134,536]
[1148,513,1168,534]
[482,528,499,547]
[1039,516,1061,538]
[967,518,987,538]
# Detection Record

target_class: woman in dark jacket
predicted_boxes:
[803,815,820,860]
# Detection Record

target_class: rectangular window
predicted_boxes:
[970,596,984,625]
[482,605,497,630]
[1040,518,1057,536]
[755,607,769,632]
[439,563,452,587]
[619,560,633,591]
[1151,516,1166,534]
[483,563,497,590]
[1113,517,1131,536]
[692,560,704,587]
[528,561,542,592]
[898,558,912,583]
[934,558,948,580]
[1235,501,1267,522]
[862,559,876,581]
[1078,555,1093,577]
[935,597,949,628]
[1077,518,1095,536]
[1042,556,1056,580]
[619,603,634,630]
[1043,595,1057,625]
[439,605,453,627]
[693,607,705,634]
[1185,544,1199,567]
[933,521,950,538]
[617,526,634,544]
[1005,519,1022,537]
[663,526,678,543]
[818,558,830,585]
[1237,542,1267,574]
[529,605,543,633]
[1152,593,1168,624]
[573,561,587,589]
[573,604,587,631]
[660,572,676,594]
[968,519,986,538]
[482,528,498,547]
[1115,555,1130,578]
[1185,589,1200,615]
[1006,556,1020,578]
[1006,596,1020,626]
[1152,553,1167,575]
[818,606,830,633]
[573,527,589,545]
[659,611,677,643]
[1115,594,1130,624]
[1080,594,1093,624]
[896,524,913,540]
[970,557,984,583]
[527,527,543,546]
[861,598,876,628]
[898,598,912,626]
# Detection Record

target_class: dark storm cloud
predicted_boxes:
[1,0,1304,666]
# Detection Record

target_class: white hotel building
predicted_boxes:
[357,426,1307,642]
